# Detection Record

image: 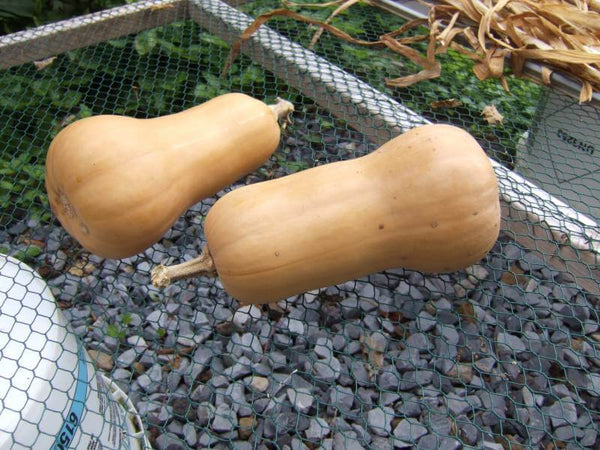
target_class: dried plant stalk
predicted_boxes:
[222,7,442,90]
[221,8,386,77]
[432,0,600,101]
[306,0,363,49]
[222,0,600,101]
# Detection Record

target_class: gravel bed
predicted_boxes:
[2,122,600,449]
[4,211,600,449]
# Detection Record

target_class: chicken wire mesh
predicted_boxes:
[0,1,599,449]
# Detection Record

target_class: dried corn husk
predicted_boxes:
[430,0,600,101]
[223,0,600,102]
[431,98,463,108]
[482,104,505,124]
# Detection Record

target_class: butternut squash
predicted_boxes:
[45,93,293,259]
[151,123,501,304]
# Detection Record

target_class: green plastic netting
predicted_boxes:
[1,1,599,449]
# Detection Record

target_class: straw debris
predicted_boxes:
[481,104,505,124]
[429,0,600,102]
[224,0,600,102]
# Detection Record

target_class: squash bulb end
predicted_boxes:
[57,189,77,219]
[51,187,90,236]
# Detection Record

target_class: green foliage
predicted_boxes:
[279,160,310,173]
[194,72,228,101]
[1,138,51,224]
[134,30,158,56]
[106,323,126,339]
[241,0,542,166]
[0,0,132,35]
[274,153,310,174]
[0,1,542,228]
[121,312,133,326]
[0,20,300,225]
[10,244,44,263]
[25,244,43,257]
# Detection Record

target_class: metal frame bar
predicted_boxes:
[188,0,428,144]
[0,0,597,293]
[0,0,188,70]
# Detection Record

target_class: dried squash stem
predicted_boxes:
[269,97,294,128]
[151,245,217,288]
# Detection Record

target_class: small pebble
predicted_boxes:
[238,416,257,440]
[474,357,497,373]
[224,357,253,380]
[287,387,314,413]
[332,334,347,351]
[196,403,215,426]
[546,397,578,428]
[377,369,399,391]
[365,331,388,353]
[211,404,237,432]
[250,376,269,393]
[233,304,262,330]
[87,349,114,371]
[154,432,186,450]
[405,332,432,352]
[182,423,196,447]
[396,396,421,417]
[495,332,527,355]
[148,405,172,425]
[417,311,436,332]
[314,337,334,360]
[367,406,393,436]
[446,394,472,416]
[280,317,306,335]
[329,385,354,413]
[314,357,340,383]
[305,417,331,441]
[393,418,428,443]
[137,363,163,393]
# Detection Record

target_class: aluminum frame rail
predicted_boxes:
[0,0,597,293]
[0,0,188,70]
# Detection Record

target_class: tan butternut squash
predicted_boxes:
[151,123,501,304]
[45,93,293,259]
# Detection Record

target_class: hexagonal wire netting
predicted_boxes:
[0,0,599,449]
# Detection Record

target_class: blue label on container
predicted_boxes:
[50,340,88,450]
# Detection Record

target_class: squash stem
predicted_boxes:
[151,245,217,288]
[269,98,294,128]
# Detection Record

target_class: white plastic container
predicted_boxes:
[0,254,150,449]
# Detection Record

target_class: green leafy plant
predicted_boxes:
[121,312,133,326]
[0,0,132,35]
[106,323,126,339]
[240,0,542,167]
[10,244,43,263]
[0,19,301,226]
[0,1,541,230]
[134,29,158,56]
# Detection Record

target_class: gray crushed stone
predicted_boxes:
[5,193,599,450]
